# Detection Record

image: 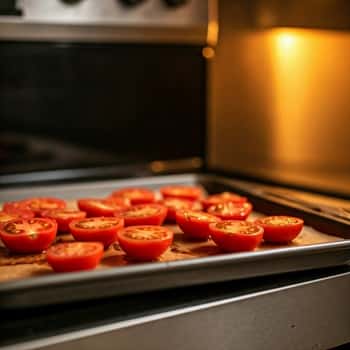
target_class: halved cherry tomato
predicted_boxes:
[159,198,199,222]
[41,209,86,232]
[175,209,220,240]
[255,216,304,243]
[209,220,263,252]
[207,202,253,220]
[160,185,202,201]
[69,217,124,248]
[0,218,57,253]
[2,206,35,220]
[47,242,104,272]
[4,197,66,216]
[117,225,173,261]
[110,188,155,205]
[0,211,20,224]
[201,192,247,210]
[114,204,167,226]
[77,198,129,217]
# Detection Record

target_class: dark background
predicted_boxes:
[0,42,205,173]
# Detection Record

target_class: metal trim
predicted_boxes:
[2,271,350,350]
[0,0,210,44]
[0,21,206,44]
[207,0,219,47]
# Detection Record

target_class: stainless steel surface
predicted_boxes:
[3,271,350,350]
[0,157,203,186]
[208,1,350,196]
[0,0,216,44]
[1,174,350,308]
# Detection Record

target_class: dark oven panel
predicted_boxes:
[0,42,206,174]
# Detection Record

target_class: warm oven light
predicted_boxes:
[275,31,297,51]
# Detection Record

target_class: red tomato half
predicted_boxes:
[160,185,202,201]
[2,201,35,219]
[207,202,253,220]
[69,217,124,248]
[0,211,20,225]
[159,198,198,221]
[201,192,247,210]
[47,242,104,272]
[4,197,66,216]
[77,198,129,217]
[110,188,155,205]
[175,210,220,240]
[255,216,304,243]
[41,209,87,232]
[2,206,35,220]
[117,225,173,261]
[0,218,57,253]
[209,221,263,252]
[114,204,167,226]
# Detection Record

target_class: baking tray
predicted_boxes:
[0,173,349,308]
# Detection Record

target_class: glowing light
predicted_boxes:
[275,31,297,51]
[270,29,309,164]
[202,46,215,59]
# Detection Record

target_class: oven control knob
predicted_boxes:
[120,0,145,6]
[163,0,188,7]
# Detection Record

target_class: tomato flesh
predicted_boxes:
[160,198,198,221]
[47,242,103,272]
[77,198,129,217]
[175,209,220,240]
[201,192,247,210]
[4,198,66,216]
[256,216,304,243]
[0,218,57,253]
[207,202,252,220]
[160,185,202,201]
[110,188,155,205]
[209,221,263,252]
[117,225,173,261]
[41,209,87,232]
[114,204,167,226]
[69,217,124,248]
[2,206,35,220]
[0,211,19,224]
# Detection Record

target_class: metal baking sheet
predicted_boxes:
[0,173,349,308]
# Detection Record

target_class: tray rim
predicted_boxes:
[0,239,349,293]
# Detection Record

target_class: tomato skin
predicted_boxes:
[209,221,264,252]
[160,186,202,201]
[110,188,155,205]
[207,202,253,220]
[201,192,247,210]
[69,217,124,248]
[255,216,304,243]
[117,226,173,261]
[4,198,66,216]
[114,204,167,226]
[41,209,87,232]
[159,198,198,222]
[0,218,57,253]
[47,242,103,272]
[175,210,220,240]
[2,206,35,220]
[77,198,129,217]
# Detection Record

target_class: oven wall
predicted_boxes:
[208,1,350,195]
